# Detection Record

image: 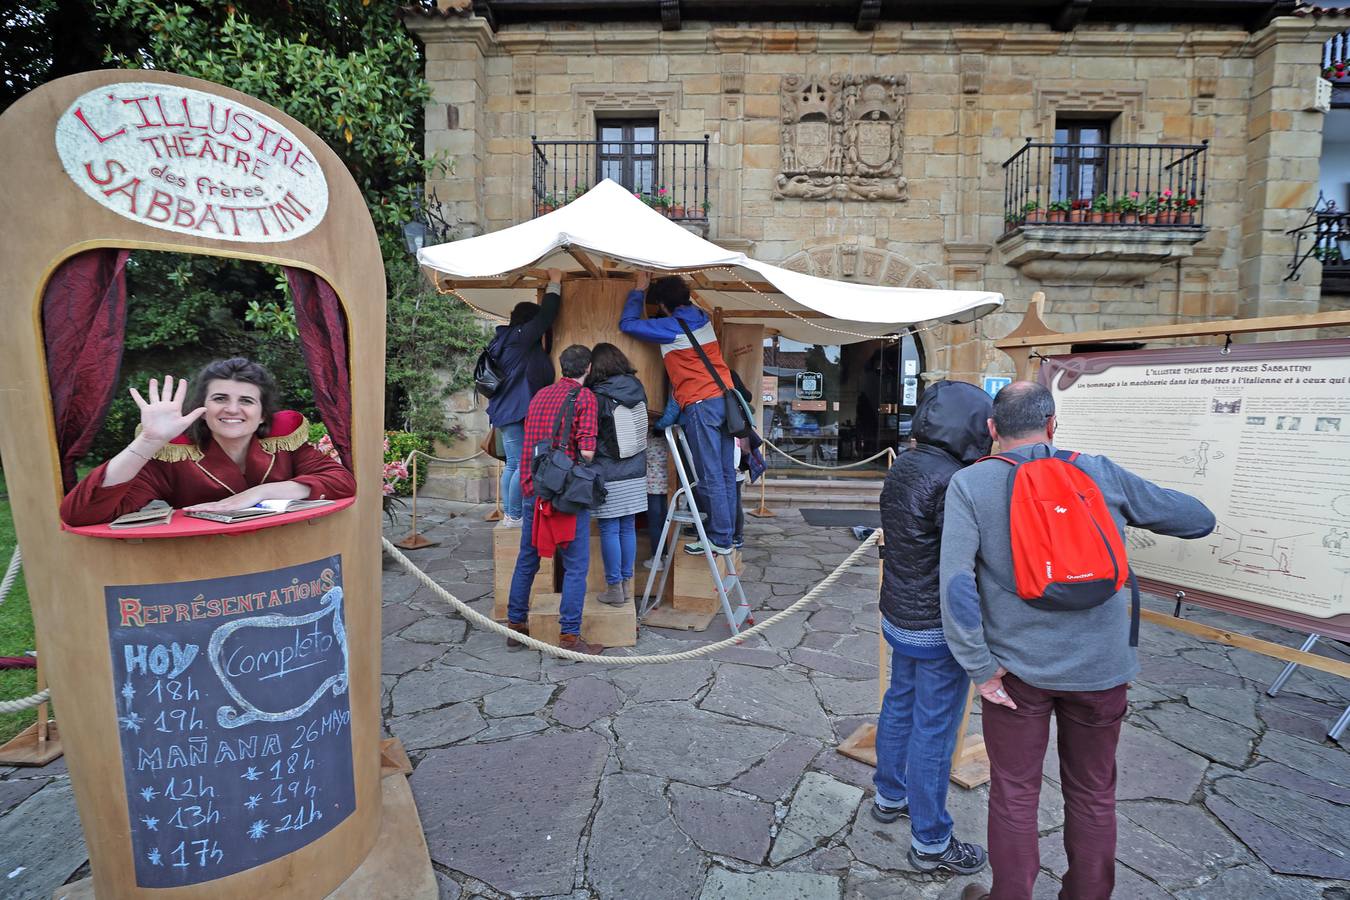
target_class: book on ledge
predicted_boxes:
[183,498,334,524]
[109,502,174,529]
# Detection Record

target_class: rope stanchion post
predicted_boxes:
[0,648,62,766]
[748,472,776,518]
[485,459,503,523]
[394,454,439,550]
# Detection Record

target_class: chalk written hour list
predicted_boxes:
[105,556,355,887]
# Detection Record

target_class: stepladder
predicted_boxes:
[639,425,752,634]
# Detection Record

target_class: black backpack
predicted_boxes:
[474,336,506,399]
[530,386,607,513]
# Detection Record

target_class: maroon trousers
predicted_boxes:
[981,674,1128,900]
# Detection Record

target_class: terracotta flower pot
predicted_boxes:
[1047,210,1067,223]
[1175,212,1194,226]
[670,204,686,220]
[1118,212,1137,225]
[1102,212,1120,224]
[1139,212,1156,225]
[1089,212,1106,224]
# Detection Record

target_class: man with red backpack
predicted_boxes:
[940,382,1214,900]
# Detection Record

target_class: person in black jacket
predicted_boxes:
[871,379,993,878]
[486,268,562,526]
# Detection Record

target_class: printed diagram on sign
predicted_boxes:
[1208,522,1310,578]
[1125,527,1158,551]
[1176,441,1224,476]
[1325,528,1350,556]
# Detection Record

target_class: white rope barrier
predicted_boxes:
[0,689,51,714]
[382,528,880,663]
[760,439,893,471]
[0,544,52,713]
[400,447,489,471]
[0,546,20,607]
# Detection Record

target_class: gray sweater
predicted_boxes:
[939,443,1215,692]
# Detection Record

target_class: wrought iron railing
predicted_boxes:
[1325,30,1350,80]
[1311,212,1350,276]
[531,136,710,221]
[1001,139,1208,233]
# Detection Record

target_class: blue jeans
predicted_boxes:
[873,633,971,853]
[498,422,525,519]
[681,397,736,548]
[507,500,590,634]
[596,514,636,584]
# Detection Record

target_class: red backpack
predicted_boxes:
[985,449,1140,646]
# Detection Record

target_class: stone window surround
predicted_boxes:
[571,83,684,135]
[1035,87,1144,142]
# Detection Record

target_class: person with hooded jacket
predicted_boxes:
[486,268,563,526]
[870,379,993,879]
[586,343,649,606]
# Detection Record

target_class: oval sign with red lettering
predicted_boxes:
[55,82,329,243]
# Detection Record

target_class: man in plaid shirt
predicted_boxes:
[506,344,604,654]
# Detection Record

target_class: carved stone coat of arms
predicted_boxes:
[776,74,908,202]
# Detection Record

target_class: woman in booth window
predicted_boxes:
[60,357,355,526]
[585,343,649,606]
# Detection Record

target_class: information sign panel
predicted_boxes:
[1042,341,1350,639]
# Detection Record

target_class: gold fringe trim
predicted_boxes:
[132,425,205,462]
[153,442,204,463]
[259,416,310,453]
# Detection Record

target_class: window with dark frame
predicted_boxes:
[596,117,659,196]
[1051,117,1115,204]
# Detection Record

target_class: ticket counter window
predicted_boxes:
[42,249,355,536]
[761,330,923,472]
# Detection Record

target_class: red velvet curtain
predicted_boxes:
[285,268,353,470]
[43,249,132,491]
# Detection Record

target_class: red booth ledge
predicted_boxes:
[61,497,356,539]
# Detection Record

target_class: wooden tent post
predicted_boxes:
[396,455,439,550]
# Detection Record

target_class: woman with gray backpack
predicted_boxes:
[585,343,649,606]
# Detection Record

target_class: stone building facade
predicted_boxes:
[402,3,1344,492]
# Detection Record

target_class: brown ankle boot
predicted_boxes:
[559,632,604,655]
[623,578,635,602]
[506,621,529,651]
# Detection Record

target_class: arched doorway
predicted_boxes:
[766,244,933,469]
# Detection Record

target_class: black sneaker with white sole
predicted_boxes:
[906,837,988,876]
[869,801,910,824]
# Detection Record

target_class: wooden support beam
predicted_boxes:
[1143,609,1350,680]
[995,306,1350,351]
[566,246,603,278]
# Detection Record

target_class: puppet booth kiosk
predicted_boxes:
[0,72,436,897]
[415,180,1004,639]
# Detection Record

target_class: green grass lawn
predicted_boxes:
[0,468,39,743]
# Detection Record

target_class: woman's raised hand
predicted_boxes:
[130,376,207,447]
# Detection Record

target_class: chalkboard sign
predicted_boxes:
[105,555,355,887]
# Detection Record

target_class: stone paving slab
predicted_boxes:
[6,499,1350,898]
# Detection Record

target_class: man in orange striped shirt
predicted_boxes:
[620,273,738,555]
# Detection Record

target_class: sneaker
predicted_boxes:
[732,537,744,550]
[501,514,523,528]
[869,800,910,824]
[907,837,988,876]
[643,556,659,570]
[684,541,734,556]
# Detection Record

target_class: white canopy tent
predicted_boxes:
[417,179,1003,344]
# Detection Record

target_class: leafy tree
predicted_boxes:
[9,1,487,461]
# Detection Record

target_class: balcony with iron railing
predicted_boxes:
[1291,211,1350,293]
[997,139,1210,284]
[1002,139,1208,232]
[1324,30,1350,107]
[531,135,710,226]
